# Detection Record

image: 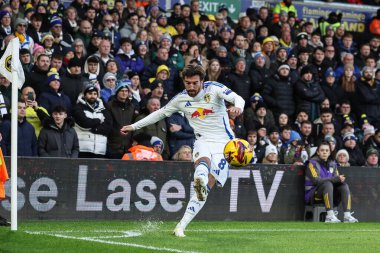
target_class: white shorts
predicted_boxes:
[192,140,229,187]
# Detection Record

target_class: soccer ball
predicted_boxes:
[223,138,253,167]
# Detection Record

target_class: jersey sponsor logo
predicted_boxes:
[190,108,214,119]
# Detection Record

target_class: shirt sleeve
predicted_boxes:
[131,98,179,130]
[213,83,245,110]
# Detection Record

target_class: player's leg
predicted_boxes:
[174,157,215,237]
[334,183,358,223]
[314,181,340,223]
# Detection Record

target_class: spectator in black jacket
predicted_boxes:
[249,53,270,94]
[263,64,296,120]
[23,54,51,96]
[294,65,325,121]
[227,57,251,105]
[343,132,365,166]
[61,57,88,106]
[38,105,79,157]
[321,67,345,112]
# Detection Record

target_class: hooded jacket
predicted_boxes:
[114,48,145,74]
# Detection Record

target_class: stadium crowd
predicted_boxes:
[0,0,379,166]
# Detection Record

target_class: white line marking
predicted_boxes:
[180,229,380,232]
[25,231,200,253]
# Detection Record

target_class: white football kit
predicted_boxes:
[131,81,245,186]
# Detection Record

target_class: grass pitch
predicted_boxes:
[0,220,379,253]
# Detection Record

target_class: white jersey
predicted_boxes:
[131,81,245,143]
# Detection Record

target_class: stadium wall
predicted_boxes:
[0,158,379,221]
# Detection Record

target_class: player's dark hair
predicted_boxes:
[182,64,206,81]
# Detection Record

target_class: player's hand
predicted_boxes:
[120,125,134,135]
[339,175,346,182]
[227,107,242,116]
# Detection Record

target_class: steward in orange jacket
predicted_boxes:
[122,145,163,161]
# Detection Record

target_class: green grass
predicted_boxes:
[0,220,380,253]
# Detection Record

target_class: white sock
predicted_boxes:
[177,193,207,229]
[327,210,335,217]
[194,161,209,186]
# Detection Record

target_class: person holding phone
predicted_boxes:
[21,86,49,138]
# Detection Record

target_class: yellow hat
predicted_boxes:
[208,14,216,22]
[262,37,274,46]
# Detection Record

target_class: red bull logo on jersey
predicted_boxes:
[191,108,214,119]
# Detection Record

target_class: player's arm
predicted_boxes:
[214,83,245,115]
[305,161,341,185]
[121,99,179,135]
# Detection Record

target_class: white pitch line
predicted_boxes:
[25,231,200,253]
[179,229,380,232]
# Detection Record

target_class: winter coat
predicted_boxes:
[244,107,276,132]
[356,79,380,127]
[226,72,252,106]
[346,146,365,166]
[263,74,296,118]
[23,65,49,96]
[60,72,88,106]
[166,112,195,156]
[37,88,73,115]
[249,64,271,94]
[114,49,145,75]
[38,117,79,158]
[107,97,136,158]
[294,79,325,121]
[0,119,38,156]
[321,81,345,110]
[73,96,112,155]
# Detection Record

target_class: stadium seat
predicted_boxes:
[304,204,338,222]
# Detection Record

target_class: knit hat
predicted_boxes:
[297,32,308,41]
[115,79,131,94]
[132,133,152,147]
[325,67,336,78]
[41,33,54,43]
[24,3,35,16]
[0,11,10,20]
[278,64,290,71]
[160,33,172,43]
[360,114,369,126]
[151,136,164,153]
[343,132,357,142]
[366,148,379,158]
[324,134,336,144]
[50,16,62,28]
[92,30,103,38]
[150,79,164,90]
[199,14,209,22]
[33,43,45,53]
[47,68,60,83]
[265,144,278,157]
[262,37,274,45]
[216,46,227,53]
[83,83,98,94]
[250,93,263,103]
[208,14,216,22]
[218,4,228,13]
[219,26,231,33]
[268,126,280,135]
[68,57,82,68]
[287,53,297,60]
[363,124,375,136]
[335,149,349,160]
[127,71,139,79]
[102,72,117,86]
[156,65,170,78]
[13,18,27,29]
[255,101,267,112]
[300,65,313,76]
[234,57,246,65]
[253,53,266,63]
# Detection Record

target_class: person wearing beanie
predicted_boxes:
[365,147,379,167]
[356,65,380,129]
[249,51,271,94]
[107,79,138,159]
[295,64,325,121]
[114,37,144,75]
[73,81,112,158]
[0,11,12,38]
[41,33,55,57]
[281,130,309,165]
[262,144,278,164]
[363,128,380,157]
[305,142,359,223]
[157,14,177,36]
[335,149,350,166]
[263,61,296,121]
[343,132,365,166]
[14,17,34,53]
[37,68,72,115]
[121,133,163,161]
[60,57,88,106]
[49,15,74,47]
[100,72,117,103]
[228,56,251,105]
[321,67,345,111]
[268,126,282,150]
[269,47,288,73]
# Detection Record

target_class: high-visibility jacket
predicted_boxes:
[122,145,163,161]
[319,21,341,37]
[273,2,298,23]
[369,18,380,35]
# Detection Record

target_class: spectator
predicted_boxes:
[121,133,163,161]
[336,149,350,167]
[369,9,380,35]
[100,72,117,103]
[73,84,112,158]
[38,105,79,157]
[114,37,144,75]
[0,101,38,156]
[127,71,143,103]
[119,12,139,41]
[305,142,358,223]
[166,112,195,157]
[277,113,289,128]
[20,48,33,74]
[0,11,13,40]
[295,65,325,121]
[249,53,270,94]
[60,57,87,106]
[23,54,50,96]
[321,68,345,111]
[363,129,380,155]
[227,103,246,139]
[13,18,34,53]
[227,58,251,105]
[273,0,297,24]
[172,145,193,161]
[267,126,282,151]
[74,19,93,49]
[364,148,379,167]
[106,80,137,159]
[244,93,275,132]
[300,120,316,151]
[21,86,49,138]
[204,59,227,83]
[246,130,261,164]
[37,68,72,115]
[335,53,361,81]
[83,55,101,89]
[263,64,296,120]
[280,130,309,165]
[262,144,279,164]
[342,132,365,166]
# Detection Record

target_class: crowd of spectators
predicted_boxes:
[0,0,378,165]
